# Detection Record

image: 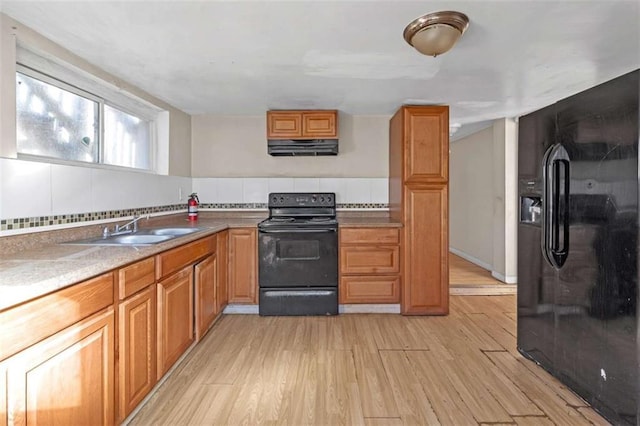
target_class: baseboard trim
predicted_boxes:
[449,247,493,271]
[223,304,259,314]
[450,285,516,295]
[491,271,517,284]
[340,304,401,314]
[223,304,402,314]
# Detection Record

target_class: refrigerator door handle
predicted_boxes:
[542,144,570,269]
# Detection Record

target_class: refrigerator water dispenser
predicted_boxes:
[520,196,542,225]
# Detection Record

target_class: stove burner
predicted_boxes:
[270,217,295,222]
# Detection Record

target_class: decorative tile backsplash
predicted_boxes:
[0,203,389,231]
[0,204,185,231]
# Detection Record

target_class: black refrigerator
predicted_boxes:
[518,69,639,425]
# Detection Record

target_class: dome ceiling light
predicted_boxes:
[403,11,470,57]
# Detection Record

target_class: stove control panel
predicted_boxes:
[268,192,335,208]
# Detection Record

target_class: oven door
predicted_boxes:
[258,227,338,288]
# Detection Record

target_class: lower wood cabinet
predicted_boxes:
[195,255,217,342]
[339,227,401,304]
[3,308,115,426]
[216,230,229,312]
[157,266,194,377]
[118,285,157,421]
[402,186,448,315]
[0,362,7,426]
[228,228,257,304]
[340,275,400,303]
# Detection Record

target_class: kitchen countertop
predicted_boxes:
[0,211,400,312]
[337,212,403,227]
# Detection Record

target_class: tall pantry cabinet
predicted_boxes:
[389,106,449,315]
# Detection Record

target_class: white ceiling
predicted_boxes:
[1,1,639,134]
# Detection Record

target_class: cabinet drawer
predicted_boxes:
[340,228,400,245]
[156,236,216,279]
[0,272,114,362]
[340,275,400,304]
[340,246,400,274]
[119,257,155,299]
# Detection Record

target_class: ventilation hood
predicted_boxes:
[268,139,338,156]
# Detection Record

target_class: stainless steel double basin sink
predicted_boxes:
[63,227,206,246]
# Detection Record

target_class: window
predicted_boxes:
[16,65,153,171]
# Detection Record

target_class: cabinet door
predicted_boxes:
[302,111,337,138]
[157,267,194,377]
[216,230,229,312]
[402,186,449,315]
[118,285,156,421]
[0,363,6,426]
[5,309,114,426]
[228,228,257,304]
[195,255,217,342]
[267,112,302,139]
[403,106,449,183]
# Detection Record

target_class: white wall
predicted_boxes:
[450,126,494,268]
[193,177,388,205]
[492,118,518,283]
[0,157,191,220]
[0,13,194,227]
[449,119,518,283]
[191,114,389,178]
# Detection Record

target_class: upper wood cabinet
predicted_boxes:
[389,105,449,315]
[267,110,338,139]
[228,228,257,304]
[398,106,449,184]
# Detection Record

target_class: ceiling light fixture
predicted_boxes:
[403,11,469,57]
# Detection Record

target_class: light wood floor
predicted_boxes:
[130,295,609,426]
[450,254,502,285]
[449,254,515,295]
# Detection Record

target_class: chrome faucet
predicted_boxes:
[104,214,149,237]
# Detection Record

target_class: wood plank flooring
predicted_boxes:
[130,295,609,426]
[450,254,516,295]
[450,254,501,285]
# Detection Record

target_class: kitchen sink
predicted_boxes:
[145,227,204,236]
[108,234,174,244]
[62,227,205,246]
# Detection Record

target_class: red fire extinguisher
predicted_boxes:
[188,193,199,221]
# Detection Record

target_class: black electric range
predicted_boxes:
[257,193,338,316]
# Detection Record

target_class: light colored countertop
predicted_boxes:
[0,211,400,312]
[337,212,402,227]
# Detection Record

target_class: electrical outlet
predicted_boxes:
[178,187,183,201]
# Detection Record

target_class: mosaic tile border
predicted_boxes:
[0,204,185,231]
[199,203,388,209]
[0,203,389,232]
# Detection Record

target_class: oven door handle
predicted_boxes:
[258,228,337,234]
